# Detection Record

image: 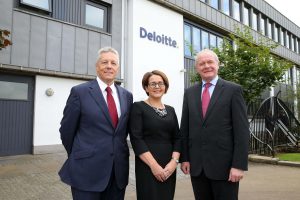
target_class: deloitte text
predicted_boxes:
[139,27,177,48]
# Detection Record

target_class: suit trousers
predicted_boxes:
[71,167,125,200]
[191,171,239,200]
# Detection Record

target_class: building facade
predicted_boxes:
[0,0,299,156]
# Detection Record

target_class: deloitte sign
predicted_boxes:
[139,27,177,48]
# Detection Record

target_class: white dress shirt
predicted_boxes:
[96,77,121,118]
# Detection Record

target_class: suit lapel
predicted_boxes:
[88,80,114,128]
[192,84,205,122]
[115,84,127,131]
[203,78,225,122]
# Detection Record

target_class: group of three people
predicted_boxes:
[58,46,250,200]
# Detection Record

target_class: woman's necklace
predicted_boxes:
[147,99,167,117]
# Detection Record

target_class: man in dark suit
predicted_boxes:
[59,47,133,200]
[180,49,249,200]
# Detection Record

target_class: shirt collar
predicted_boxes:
[96,77,117,94]
[202,75,218,87]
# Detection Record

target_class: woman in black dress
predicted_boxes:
[129,70,181,200]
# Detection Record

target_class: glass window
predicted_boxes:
[267,21,272,39]
[0,81,28,100]
[210,0,219,9]
[201,30,209,50]
[298,39,300,54]
[286,33,290,49]
[291,36,294,51]
[217,37,223,48]
[274,25,278,42]
[20,0,51,11]
[260,17,265,35]
[243,7,249,26]
[184,24,192,56]
[210,34,217,49]
[280,29,284,46]
[85,4,104,29]
[297,67,300,84]
[192,27,201,54]
[252,12,258,31]
[296,39,299,54]
[222,0,230,15]
[233,1,240,21]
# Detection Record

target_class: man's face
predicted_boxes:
[96,52,119,85]
[195,52,219,82]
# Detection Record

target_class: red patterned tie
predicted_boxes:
[202,83,212,117]
[106,87,118,128]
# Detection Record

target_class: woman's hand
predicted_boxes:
[150,163,167,182]
[163,159,178,180]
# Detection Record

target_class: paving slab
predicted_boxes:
[0,151,300,200]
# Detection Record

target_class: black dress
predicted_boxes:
[129,101,181,200]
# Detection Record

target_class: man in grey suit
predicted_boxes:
[59,47,133,200]
[180,49,249,200]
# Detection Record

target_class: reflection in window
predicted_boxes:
[202,31,209,50]
[297,68,300,84]
[286,33,290,49]
[280,30,284,46]
[0,81,28,100]
[260,17,265,35]
[282,70,290,84]
[267,21,272,39]
[243,7,249,26]
[21,0,51,11]
[222,0,230,15]
[233,1,240,21]
[193,27,201,53]
[252,12,258,31]
[291,36,295,51]
[274,25,278,42]
[85,4,104,29]
[210,0,219,9]
[184,24,192,56]
[217,37,223,48]
[210,34,217,49]
[296,39,299,54]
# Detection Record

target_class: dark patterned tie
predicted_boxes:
[106,87,118,128]
[202,83,212,117]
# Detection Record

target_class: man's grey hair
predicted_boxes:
[97,47,119,65]
[195,49,219,66]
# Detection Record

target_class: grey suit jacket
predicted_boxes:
[180,78,249,180]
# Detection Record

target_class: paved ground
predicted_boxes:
[0,150,300,200]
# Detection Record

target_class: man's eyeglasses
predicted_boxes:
[148,82,165,88]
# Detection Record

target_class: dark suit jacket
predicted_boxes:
[59,79,133,192]
[180,78,249,180]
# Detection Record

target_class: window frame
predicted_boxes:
[210,0,219,10]
[273,25,279,43]
[222,0,230,16]
[243,6,250,26]
[184,21,224,57]
[260,16,266,35]
[252,11,258,31]
[233,0,241,22]
[20,0,52,12]
[84,1,109,32]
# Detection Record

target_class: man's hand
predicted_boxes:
[180,162,190,175]
[228,168,244,182]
